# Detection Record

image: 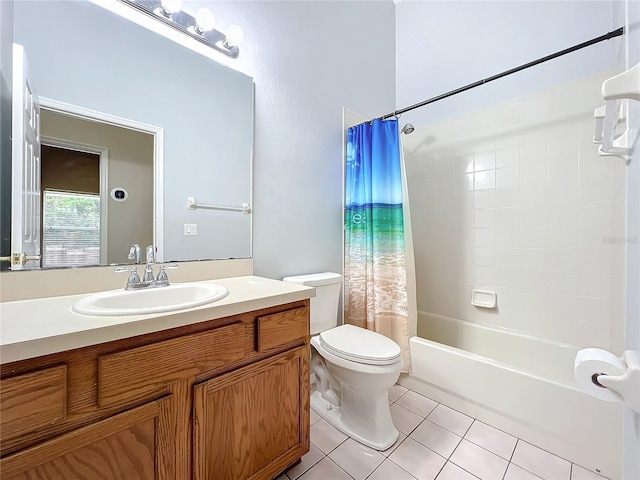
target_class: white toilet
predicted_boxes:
[283,272,403,450]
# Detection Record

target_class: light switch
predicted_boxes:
[184,224,197,236]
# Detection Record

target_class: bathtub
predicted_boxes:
[398,312,623,479]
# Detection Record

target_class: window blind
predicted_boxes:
[42,190,101,268]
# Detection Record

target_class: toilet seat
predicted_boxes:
[319,324,402,366]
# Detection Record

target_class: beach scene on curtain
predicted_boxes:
[344,118,410,369]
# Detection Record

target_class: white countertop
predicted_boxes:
[0,276,315,364]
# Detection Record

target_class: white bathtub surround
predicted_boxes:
[403,68,626,352]
[401,70,627,478]
[278,383,610,480]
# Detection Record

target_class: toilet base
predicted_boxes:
[310,390,399,451]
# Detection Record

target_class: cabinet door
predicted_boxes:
[194,345,310,480]
[1,396,172,480]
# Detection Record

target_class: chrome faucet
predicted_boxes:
[117,245,178,290]
[128,244,142,264]
[142,245,155,283]
[115,266,142,290]
[146,245,155,264]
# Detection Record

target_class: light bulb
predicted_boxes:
[160,0,182,15]
[225,25,244,47]
[195,8,215,33]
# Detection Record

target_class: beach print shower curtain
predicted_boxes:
[345,118,411,372]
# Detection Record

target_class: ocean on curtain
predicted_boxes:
[345,118,411,372]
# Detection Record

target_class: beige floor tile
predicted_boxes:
[389,384,409,403]
[310,419,348,454]
[328,438,385,480]
[571,464,610,480]
[504,463,543,479]
[390,403,424,435]
[427,404,474,436]
[285,443,325,480]
[368,459,417,480]
[410,419,462,458]
[388,437,447,480]
[464,420,517,460]
[511,441,571,480]
[310,409,321,425]
[436,461,479,479]
[395,390,438,417]
[450,439,509,480]
[380,432,407,457]
[297,384,601,480]
[297,457,352,480]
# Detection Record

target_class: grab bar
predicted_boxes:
[187,197,251,214]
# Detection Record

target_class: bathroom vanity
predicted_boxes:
[0,276,313,480]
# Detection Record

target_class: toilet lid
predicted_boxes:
[319,324,402,365]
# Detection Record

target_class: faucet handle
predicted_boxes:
[115,266,140,290]
[146,245,155,264]
[142,264,155,283]
[155,264,178,287]
[155,265,169,286]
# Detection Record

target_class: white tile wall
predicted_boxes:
[404,69,626,350]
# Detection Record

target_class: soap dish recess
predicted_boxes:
[471,289,497,309]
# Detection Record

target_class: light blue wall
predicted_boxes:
[396,1,620,126]
[188,1,397,280]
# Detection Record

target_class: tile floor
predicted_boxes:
[276,385,609,480]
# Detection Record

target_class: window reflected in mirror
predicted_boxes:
[43,190,100,268]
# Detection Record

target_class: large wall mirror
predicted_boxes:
[2,0,253,271]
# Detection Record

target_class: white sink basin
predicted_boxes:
[71,282,229,316]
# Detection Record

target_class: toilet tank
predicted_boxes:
[282,272,342,335]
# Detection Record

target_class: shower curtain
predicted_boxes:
[345,118,411,372]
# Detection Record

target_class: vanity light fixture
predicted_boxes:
[224,24,245,49]
[156,0,182,18]
[192,8,215,35]
[119,0,244,58]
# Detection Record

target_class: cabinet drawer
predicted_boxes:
[257,307,308,352]
[98,322,245,408]
[0,365,67,442]
[1,397,166,480]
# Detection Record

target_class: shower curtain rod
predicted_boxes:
[376,27,624,122]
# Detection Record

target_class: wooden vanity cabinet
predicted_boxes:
[0,300,311,480]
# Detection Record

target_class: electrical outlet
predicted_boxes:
[184,224,197,236]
